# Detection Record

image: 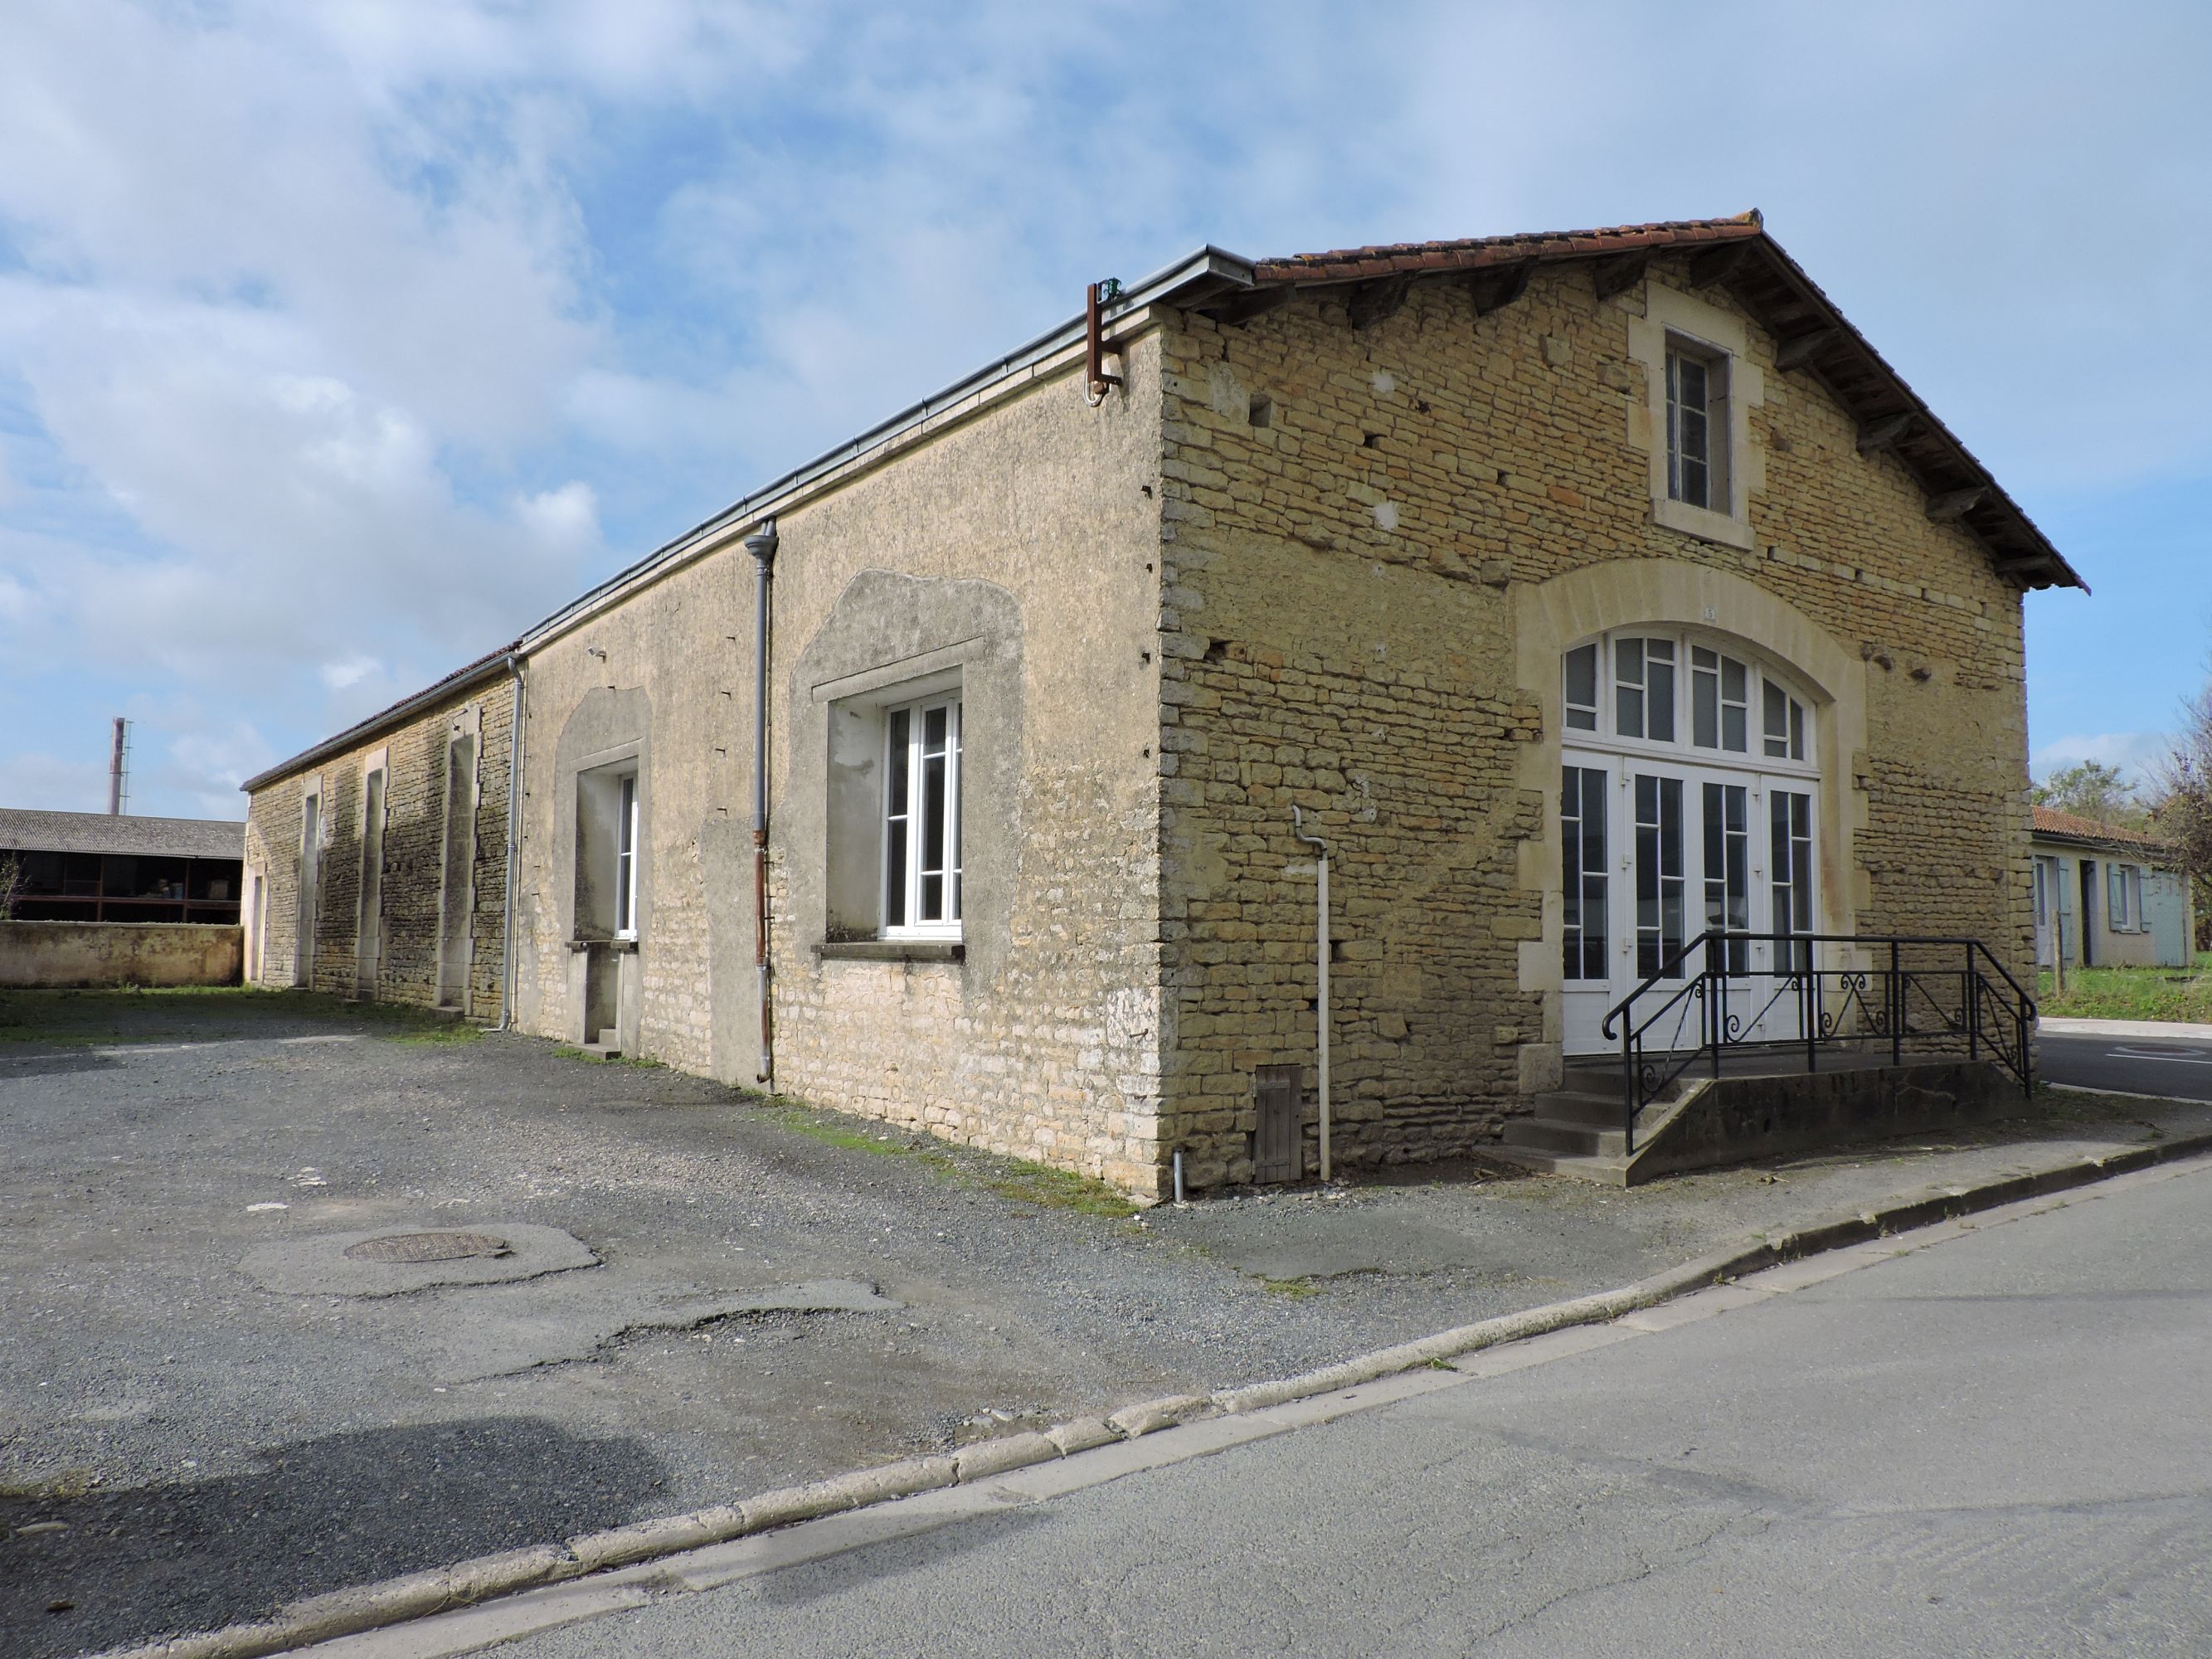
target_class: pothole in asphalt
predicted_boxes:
[343,1231,513,1264]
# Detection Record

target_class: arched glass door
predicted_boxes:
[1559,631,1820,1056]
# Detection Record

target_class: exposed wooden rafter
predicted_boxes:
[1347,274,1413,330]
[1466,260,1535,318]
[1856,412,1916,456]
[1774,327,1840,371]
[1687,241,1753,289]
[1926,486,1989,523]
[1207,287,1291,328]
[1590,250,1651,301]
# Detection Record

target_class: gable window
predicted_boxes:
[882,694,961,937]
[1665,341,1728,511]
[615,774,639,939]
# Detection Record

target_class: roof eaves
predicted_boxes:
[514,245,1256,654]
[239,645,519,794]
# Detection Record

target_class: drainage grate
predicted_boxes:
[343,1230,513,1264]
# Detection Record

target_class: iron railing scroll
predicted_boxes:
[1597,932,2036,1155]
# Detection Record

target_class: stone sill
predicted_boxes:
[1651,495,1756,552]
[817,939,965,964]
[566,937,639,954]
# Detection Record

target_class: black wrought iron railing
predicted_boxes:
[1599,932,2036,1154]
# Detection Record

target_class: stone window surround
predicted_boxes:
[571,740,644,945]
[819,652,969,952]
[1514,561,1869,1091]
[1626,284,1766,552]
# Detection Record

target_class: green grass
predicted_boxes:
[2036,952,2212,1024]
[552,1044,663,1068]
[765,1102,1138,1218]
[1262,1277,1325,1299]
[984,1159,1140,1219]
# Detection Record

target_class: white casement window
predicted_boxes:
[1665,342,1728,511]
[615,773,639,939]
[882,695,961,937]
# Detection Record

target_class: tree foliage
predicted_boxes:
[2151,687,2212,950]
[2030,760,2146,826]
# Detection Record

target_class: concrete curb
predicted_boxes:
[94,1130,2212,1659]
[2039,1017,2212,1040]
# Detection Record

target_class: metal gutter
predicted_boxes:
[513,246,1256,654]
[239,646,520,795]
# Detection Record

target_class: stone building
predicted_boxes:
[242,213,2083,1194]
[240,649,518,1018]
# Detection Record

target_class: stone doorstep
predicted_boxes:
[89,1136,2212,1659]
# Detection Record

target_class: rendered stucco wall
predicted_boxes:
[1155,258,2032,1185]
[510,333,1169,1190]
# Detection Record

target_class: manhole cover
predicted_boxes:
[343,1231,513,1264]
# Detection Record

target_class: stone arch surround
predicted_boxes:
[1510,559,1870,1087]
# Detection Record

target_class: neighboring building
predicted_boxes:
[242,213,2084,1194]
[237,649,518,1016]
[2030,806,2196,970]
[1,808,244,923]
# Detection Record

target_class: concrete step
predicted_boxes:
[1534,1088,1628,1128]
[1484,1142,1631,1187]
[1500,1117,1628,1159]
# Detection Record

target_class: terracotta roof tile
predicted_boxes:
[1252,214,1765,285]
[2032,805,2171,852]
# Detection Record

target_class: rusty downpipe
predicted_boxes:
[744,516,779,1088]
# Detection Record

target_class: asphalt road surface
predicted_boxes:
[2042,1028,2212,1102]
[484,1162,2212,1659]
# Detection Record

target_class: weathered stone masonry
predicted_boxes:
[246,677,513,1019]
[240,219,2079,1198]
[1153,254,2037,1186]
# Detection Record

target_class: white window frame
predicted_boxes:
[614,773,639,940]
[881,693,962,941]
[1563,628,1816,777]
[1628,286,1763,552]
[1665,339,1728,512]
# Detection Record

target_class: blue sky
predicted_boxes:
[1,0,2205,820]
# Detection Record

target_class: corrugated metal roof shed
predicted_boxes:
[0,808,245,860]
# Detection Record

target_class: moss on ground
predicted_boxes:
[0,985,471,1048]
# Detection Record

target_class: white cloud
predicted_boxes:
[2033,732,2176,788]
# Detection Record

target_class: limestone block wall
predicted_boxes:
[1153,257,2032,1185]
[0,921,243,989]
[244,682,513,1016]
[511,332,1169,1191]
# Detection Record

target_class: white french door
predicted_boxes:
[1562,751,1818,1056]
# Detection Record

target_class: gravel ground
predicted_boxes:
[3,989,2205,1657]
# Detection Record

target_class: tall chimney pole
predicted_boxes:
[108,718,127,815]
